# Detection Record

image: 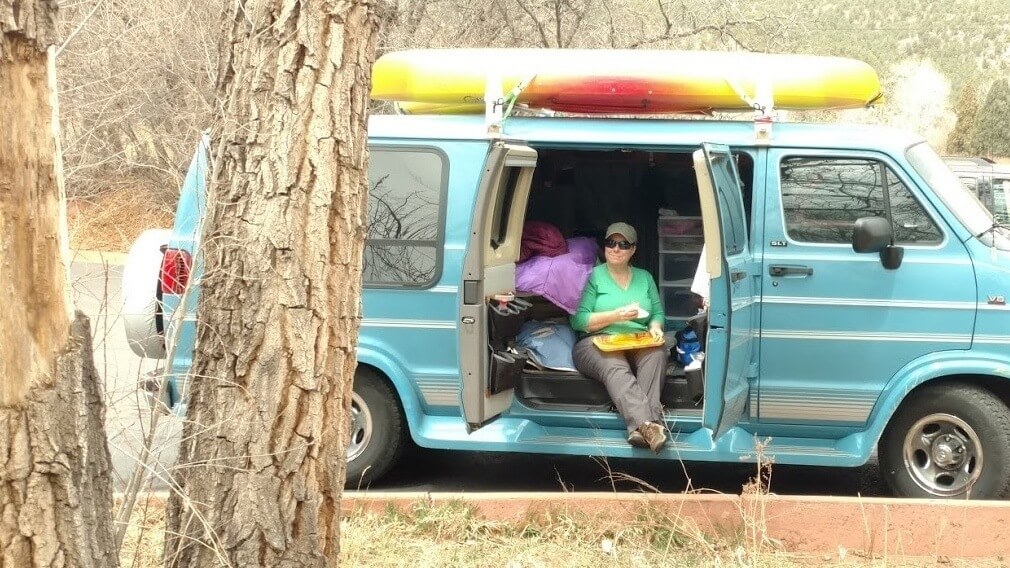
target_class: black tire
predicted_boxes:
[344,369,408,488]
[878,383,1010,499]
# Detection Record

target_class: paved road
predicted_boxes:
[366,448,888,496]
[71,254,888,497]
[71,254,181,491]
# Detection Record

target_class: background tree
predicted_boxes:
[969,78,1010,158]
[383,0,795,51]
[51,0,1010,233]
[831,59,956,150]
[947,83,983,155]
[0,1,117,566]
[164,0,386,566]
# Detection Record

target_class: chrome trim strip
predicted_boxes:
[973,335,1010,344]
[430,285,459,294]
[415,377,461,406]
[766,445,849,457]
[361,318,456,329]
[758,388,877,423]
[761,330,971,342]
[523,435,695,451]
[762,296,977,310]
[760,406,871,422]
[732,297,758,311]
[420,392,458,406]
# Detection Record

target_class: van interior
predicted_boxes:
[486,147,754,415]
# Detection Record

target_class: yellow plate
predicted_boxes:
[592,333,666,352]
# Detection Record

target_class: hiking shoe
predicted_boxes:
[627,429,649,448]
[640,422,667,453]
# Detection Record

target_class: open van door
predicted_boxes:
[693,144,757,440]
[459,142,537,432]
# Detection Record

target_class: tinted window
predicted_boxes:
[364,149,445,286]
[780,157,942,245]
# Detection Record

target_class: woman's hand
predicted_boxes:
[648,323,664,342]
[612,306,638,322]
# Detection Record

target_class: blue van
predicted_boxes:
[123,113,1010,500]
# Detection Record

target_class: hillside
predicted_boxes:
[773,0,1010,91]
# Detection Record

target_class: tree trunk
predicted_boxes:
[165,1,383,566]
[0,2,117,567]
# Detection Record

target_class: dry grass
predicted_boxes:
[68,190,174,252]
[119,496,167,568]
[342,500,772,568]
[117,496,1006,568]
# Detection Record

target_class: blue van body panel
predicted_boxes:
[162,134,209,410]
[157,115,1010,469]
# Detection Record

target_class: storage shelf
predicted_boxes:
[658,214,704,327]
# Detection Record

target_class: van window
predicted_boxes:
[992,177,1010,224]
[364,148,446,286]
[780,157,943,246]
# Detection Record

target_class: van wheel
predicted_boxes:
[344,369,407,488]
[878,384,1010,499]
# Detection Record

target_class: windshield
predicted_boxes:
[906,143,1010,250]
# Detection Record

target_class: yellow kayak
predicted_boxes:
[371,49,883,115]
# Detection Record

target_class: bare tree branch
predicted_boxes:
[513,0,553,47]
[57,0,105,57]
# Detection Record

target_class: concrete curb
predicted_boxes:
[342,492,1010,558]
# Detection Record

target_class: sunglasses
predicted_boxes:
[604,238,635,250]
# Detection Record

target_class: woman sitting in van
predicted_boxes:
[571,222,669,452]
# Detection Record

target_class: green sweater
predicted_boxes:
[571,264,665,335]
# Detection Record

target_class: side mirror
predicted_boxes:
[880,245,904,270]
[852,216,903,270]
[852,217,892,253]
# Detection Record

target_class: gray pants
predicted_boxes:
[572,337,668,433]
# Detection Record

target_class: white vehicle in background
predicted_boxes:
[944,156,1010,224]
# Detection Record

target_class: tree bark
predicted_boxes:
[0,315,118,568]
[165,1,383,566]
[0,2,117,567]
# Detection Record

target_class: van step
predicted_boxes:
[416,416,868,467]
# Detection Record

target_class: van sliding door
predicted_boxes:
[459,142,537,432]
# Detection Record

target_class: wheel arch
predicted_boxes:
[355,347,426,440]
[865,351,1010,445]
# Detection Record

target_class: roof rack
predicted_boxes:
[482,72,782,144]
[484,73,537,137]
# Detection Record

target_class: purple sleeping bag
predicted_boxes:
[516,237,599,314]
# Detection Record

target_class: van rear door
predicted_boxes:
[693,144,758,439]
[459,142,537,432]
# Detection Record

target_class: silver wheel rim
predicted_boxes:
[347,392,373,463]
[902,413,983,497]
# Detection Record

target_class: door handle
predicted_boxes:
[769,265,813,277]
